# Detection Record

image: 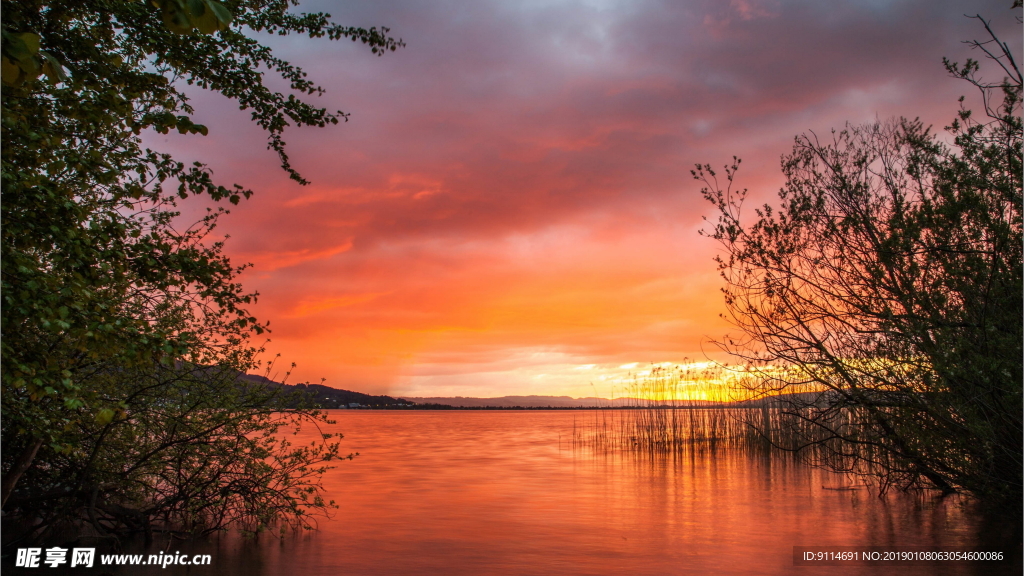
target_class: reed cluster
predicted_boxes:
[571,365,958,494]
[571,366,849,455]
[570,365,780,454]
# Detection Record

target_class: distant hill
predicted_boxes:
[239,374,416,409]
[406,392,825,409]
[405,395,624,408]
[404,395,727,408]
[238,374,824,410]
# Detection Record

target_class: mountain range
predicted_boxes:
[241,374,815,409]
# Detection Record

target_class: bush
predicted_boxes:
[696,12,1021,503]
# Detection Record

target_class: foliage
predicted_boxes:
[695,14,1021,503]
[4,362,347,542]
[1,0,402,528]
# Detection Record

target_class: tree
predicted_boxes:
[695,12,1021,504]
[4,361,348,541]
[1,0,402,524]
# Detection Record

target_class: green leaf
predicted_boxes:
[40,51,68,83]
[1,55,20,84]
[207,0,233,28]
[161,3,192,34]
[14,52,40,77]
[17,32,40,54]
[96,408,116,425]
[187,0,205,17]
[196,10,221,34]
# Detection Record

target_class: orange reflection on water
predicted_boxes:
[176,411,1018,576]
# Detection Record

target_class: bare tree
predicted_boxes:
[695,12,1021,503]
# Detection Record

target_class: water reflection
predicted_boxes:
[52,411,1022,575]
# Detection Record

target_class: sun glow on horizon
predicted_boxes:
[387,357,763,401]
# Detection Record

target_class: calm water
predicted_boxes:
[75,411,1024,575]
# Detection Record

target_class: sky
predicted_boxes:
[154,0,1020,398]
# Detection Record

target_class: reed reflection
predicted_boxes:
[122,410,1019,576]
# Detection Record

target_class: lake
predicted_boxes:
[89,410,1023,575]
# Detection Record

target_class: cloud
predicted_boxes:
[149,0,1019,395]
[242,241,354,272]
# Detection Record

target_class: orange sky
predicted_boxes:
[155,0,1019,398]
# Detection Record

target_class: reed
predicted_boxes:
[570,365,847,456]
[571,365,938,492]
[571,365,773,455]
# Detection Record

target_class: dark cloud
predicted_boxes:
[151,0,1019,394]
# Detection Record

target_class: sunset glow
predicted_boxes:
[152,0,1018,398]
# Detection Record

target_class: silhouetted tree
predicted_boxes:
[696,11,1021,504]
[2,0,401,529]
